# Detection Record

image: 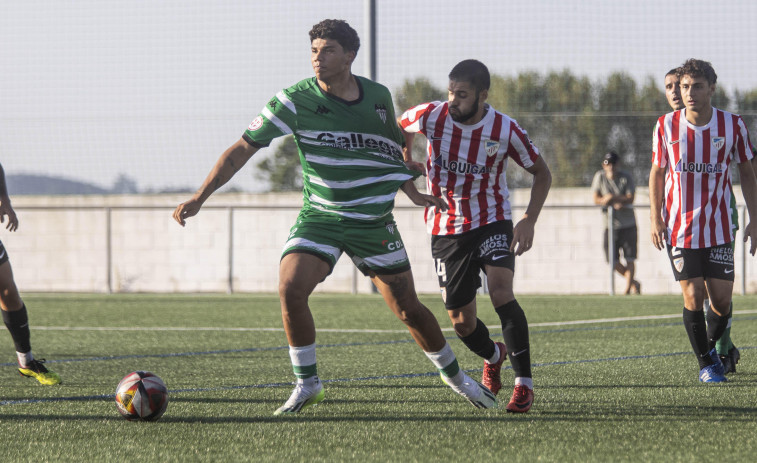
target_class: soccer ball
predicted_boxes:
[114,371,169,421]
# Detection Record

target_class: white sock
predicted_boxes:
[17,351,33,368]
[515,376,533,390]
[485,343,501,364]
[425,342,465,387]
[288,343,318,384]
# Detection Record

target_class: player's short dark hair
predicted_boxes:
[665,67,679,77]
[677,59,717,85]
[449,59,490,93]
[309,19,360,54]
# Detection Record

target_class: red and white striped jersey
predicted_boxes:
[400,101,541,236]
[652,108,754,248]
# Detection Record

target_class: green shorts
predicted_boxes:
[282,213,411,276]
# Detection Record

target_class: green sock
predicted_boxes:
[714,302,733,356]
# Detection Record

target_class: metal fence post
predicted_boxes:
[741,205,747,296]
[106,207,113,294]
[228,207,234,294]
[607,207,615,296]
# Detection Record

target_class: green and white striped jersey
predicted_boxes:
[243,76,417,223]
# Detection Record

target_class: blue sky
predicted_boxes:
[2,0,756,193]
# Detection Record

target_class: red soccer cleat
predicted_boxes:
[505,384,534,413]
[481,341,507,395]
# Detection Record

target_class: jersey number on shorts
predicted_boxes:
[434,259,447,283]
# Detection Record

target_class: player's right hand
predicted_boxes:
[650,217,666,250]
[0,200,18,232]
[173,199,202,227]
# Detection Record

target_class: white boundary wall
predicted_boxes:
[4,188,755,295]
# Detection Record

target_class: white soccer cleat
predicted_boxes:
[273,380,325,415]
[442,372,498,409]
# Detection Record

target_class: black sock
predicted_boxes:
[2,304,31,354]
[706,307,729,351]
[458,318,495,360]
[495,300,531,378]
[682,308,711,369]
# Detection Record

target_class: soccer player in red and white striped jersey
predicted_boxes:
[649,59,757,383]
[399,60,552,412]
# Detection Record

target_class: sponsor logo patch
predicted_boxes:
[315,132,403,159]
[709,246,733,265]
[248,116,264,132]
[433,155,493,175]
[478,234,510,257]
[674,159,724,174]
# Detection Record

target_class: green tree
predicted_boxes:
[735,88,757,111]
[393,77,445,115]
[256,136,302,192]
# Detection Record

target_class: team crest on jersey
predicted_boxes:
[248,116,264,132]
[485,141,500,157]
[375,104,387,123]
[385,223,395,235]
[712,137,725,150]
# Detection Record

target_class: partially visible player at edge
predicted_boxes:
[650,59,757,383]
[173,20,498,414]
[399,59,552,412]
[0,163,61,385]
[664,67,754,374]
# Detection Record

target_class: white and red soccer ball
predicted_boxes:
[115,371,168,421]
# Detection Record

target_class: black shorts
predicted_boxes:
[0,240,8,266]
[431,220,514,310]
[666,243,734,281]
[603,226,637,264]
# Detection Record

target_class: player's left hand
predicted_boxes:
[0,200,18,232]
[511,217,536,256]
[744,221,757,256]
[405,160,427,176]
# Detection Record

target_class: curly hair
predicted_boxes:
[309,19,360,54]
[448,59,490,93]
[677,59,717,85]
[665,67,680,78]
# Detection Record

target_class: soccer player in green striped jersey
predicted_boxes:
[173,19,498,414]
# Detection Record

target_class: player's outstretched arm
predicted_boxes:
[399,180,447,211]
[397,117,425,176]
[0,163,18,232]
[648,164,667,250]
[738,160,757,255]
[173,138,259,226]
[511,156,551,256]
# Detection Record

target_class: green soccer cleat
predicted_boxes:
[18,359,62,386]
[273,381,325,416]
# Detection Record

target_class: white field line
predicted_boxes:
[31,309,757,333]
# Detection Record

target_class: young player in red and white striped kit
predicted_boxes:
[399,59,552,412]
[650,59,757,383]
